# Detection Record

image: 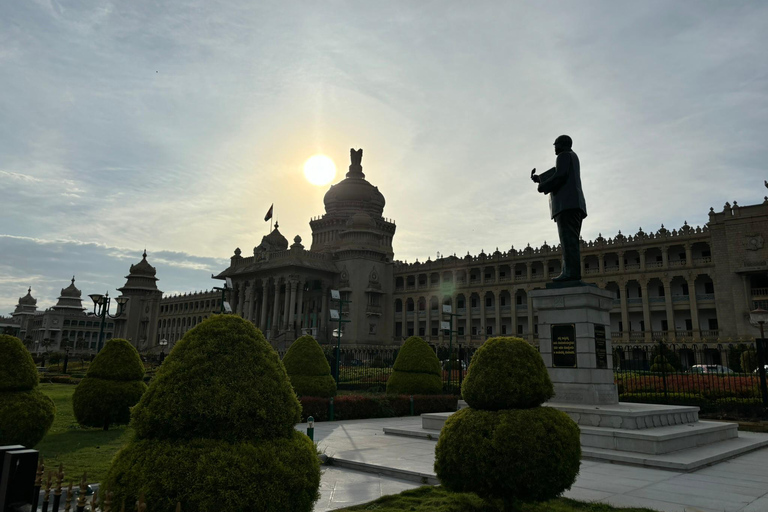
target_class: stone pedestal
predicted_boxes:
[530,285,618,405]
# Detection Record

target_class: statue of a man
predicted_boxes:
[530,135,587,282]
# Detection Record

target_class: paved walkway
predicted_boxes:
[303,417,768,512]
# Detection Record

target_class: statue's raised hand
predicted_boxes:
[530,168,540,183]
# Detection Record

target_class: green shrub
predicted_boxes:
[73,339,147,430]
[386,337,442,395]
[0,334,39,391]
[385,371,443,395]
[0,335,55,447]
[435,336,580,506]
[283,335,336,397]
[72,378,147,427]
[461,337,553,410]
[106,433,319,512]
[650,355,675,374]
[105,315,319,512]
[298,394,458,422]
[131,317,300,442]
[434,407,581,503]
[0,389,56,448]
[741,349,758,373]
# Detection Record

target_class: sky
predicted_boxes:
[1,1,767,314]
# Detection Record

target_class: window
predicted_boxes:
[681,283,689,296]
[418,327,425,336]
[486,325,493,335]
[708,318,718,330]
[485,273,491,279]
[501,324,507,334]
[471,298,478,308]
[704,282,714,294]
[702,250,711,258]
[500,296,507,306]
[471,326,478,335]
[656,256,663,262]
[432,327,439,336]
[548,266,554,273]
[661,320,668,331]
[458,299,465,308]
[618,321,623,332]
[516,295,522,305]
[458,326,464,335]
[500,271,506,277]
[685,319,693,330]
[517,324,523,335]
[485,297,492,307]
[659,286,665,297]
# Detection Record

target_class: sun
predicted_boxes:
[303,155,336,186]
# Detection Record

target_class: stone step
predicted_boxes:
[579,420,737,454]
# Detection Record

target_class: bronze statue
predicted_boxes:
[531,135,587,282]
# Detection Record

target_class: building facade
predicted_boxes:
[392,195,768,362]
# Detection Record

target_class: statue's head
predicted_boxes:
[553,135,572,154]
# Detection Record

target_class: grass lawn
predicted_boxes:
[36,383,132,485]
[335,486,657,512]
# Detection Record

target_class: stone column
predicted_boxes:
[661,245,669,268]
[321,285,329,332]
[249,279,258,322]
[685,244,693,268]
[272,279,281,333]
[639,249,646,271]
[619,280,629,342]
[526,292,535,344]
[282,279,292,329]
[663,277,675,341]
[511,288,518,337]
[466,293,472,338]
[259,278,269,330]
[543,261,549,281]
[401,298,407,339]
[598,252,605,274]
[425,295,432,340]
[641,279,651,342]
[526,262,532,281]
[296,280,305,332]
[479,291,486,336]
[687,274,700,338]
[495,289,501,335]
[618,251,625,273]
[287,279,298,332]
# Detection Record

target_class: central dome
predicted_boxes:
[323,148,385,217]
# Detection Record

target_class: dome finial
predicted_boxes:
[274,221,279,229]
[142,249,147,259]
[71,276,75,284]
[347,148,365,178]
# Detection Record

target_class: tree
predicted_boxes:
[282,335,336,397]
[386,336,443,395]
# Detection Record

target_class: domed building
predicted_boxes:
[214,148,397,346]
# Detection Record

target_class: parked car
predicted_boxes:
[690,364,734,374]
[753,365,768,374]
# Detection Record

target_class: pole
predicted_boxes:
[220,286,226,314]
[448,314,453,391]
[96,298,108,353]
[757,322,768,408]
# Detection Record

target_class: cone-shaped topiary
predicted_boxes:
[0,335,55,447]
[462,336,554,410]
[386,336,442,395]
[104,315,320,512]
[435,336,581,506]
[283,335,336,398]
[73,338,147,430]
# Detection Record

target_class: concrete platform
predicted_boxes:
[385,406,768,470]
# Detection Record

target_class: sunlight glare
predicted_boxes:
[303,155,337,186]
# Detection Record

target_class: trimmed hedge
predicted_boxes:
[72,378,147,427]
[298,394,458,422]
[0,334,39,391]
[435,336,580,505]
[386,337,442,395]
[130,318,301,442]
[105,316,319,512]
[283,335,336,398]
[434,407,581,503]
[0,389,56,448]
[461,336,553,410]
[73,339,147,429]
[106,433,319,512]
[0,335,55,447]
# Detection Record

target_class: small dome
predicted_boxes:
[323,148,385,216]
[263,225,289,250]
[18,287,36,306]
[60,276,81,298]
[129,250,157,277]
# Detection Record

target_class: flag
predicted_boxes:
[264,204,273,222]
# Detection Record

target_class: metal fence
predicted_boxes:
[613,340,768,409]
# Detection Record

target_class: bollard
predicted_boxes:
[410,395,415,416]
[307,416,315,441]
[0,447,39,512]
[329,397,335,421]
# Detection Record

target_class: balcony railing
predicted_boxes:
[625,263,641,271]
[627,298,642,304]
[752,288,768,296]
[610,330,719,342]
[649,297,665,303]
[646,261,664,268]
[694,257,712,265]
[696,293,715,301]
[406,284,415,290]
[669,260,686,267]
[604,265,620,272]
[499,276,512,283]
[365,304,383,316]
[672,295,690,302]
[584,267,601,275]
[514,275,526,281]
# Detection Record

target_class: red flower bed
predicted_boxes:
[618,374,760,400]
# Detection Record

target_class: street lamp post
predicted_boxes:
[159,338,168,363]
[441,304,460,391]
[212,277,233,314]
[88,292,129,353]
[329,290,351,384]
[749,308,768,407]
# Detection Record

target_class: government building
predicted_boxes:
[5,149,767,368]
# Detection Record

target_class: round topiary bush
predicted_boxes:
[434,336,581,506]
[282,335,336,398]
[650,355,675,374]
[0,334,55,447]
[104,315,320,512]
[72,338,147,430]
[461,336,553,410]
[386,336,442,395]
